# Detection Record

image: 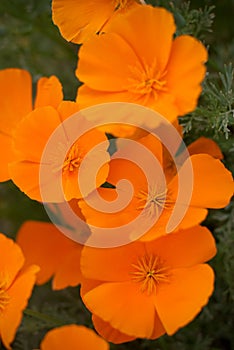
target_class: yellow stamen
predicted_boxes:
[136,184,168,219]
[127,61,168,96]
[131,254,170,295]
[62,141,84,173]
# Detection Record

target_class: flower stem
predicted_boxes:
[24,308,65,326]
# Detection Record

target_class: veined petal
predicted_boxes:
[166,35,208,115]
[154,265,214,335]
[83,281,155,338]
[34,76,63,109]
[0,265,39,350]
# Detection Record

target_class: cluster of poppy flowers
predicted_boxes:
[0,1,234,349]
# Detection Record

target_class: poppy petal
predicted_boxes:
[0,265,39,349]
[145,225,216,269]
[154,264,214,335]
[166,35,208,115]
[16,221,77,285]
[92,314,136,344]
[0,233,24,289]
[34,76,63,109]
[41,324,109,350]
[83,281,155,338]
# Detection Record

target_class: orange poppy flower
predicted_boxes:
[80,225,216,342]
[0,68,63,182]
[16,219,85,290]
[52,0,142,44]
[40,324,109,350]
[9,102,110,202]
[0,233,39,349]
[76,6,208,122]
[79,133,233,242]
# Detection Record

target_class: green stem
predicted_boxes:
[24,308,65,326]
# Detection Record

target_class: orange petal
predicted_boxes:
[0,134,15,181]
[166,35,208,115]
[175,206,208,230]
[108,6,176,72]
[154,264,214,335]
[76,85,142,110]
[77,32,140,91]
[0,265,39,349]
[169,154,234,208]
[52,0,114,44]
[83,281,155,338]
[52,247,83,290]
[34,76,63,109]
[16,221,78,285]
[0,233,24,289]
[9,106,66,202]
[0,68,32,136]
[57,101,80,122]
[41,324,109,350]
[188,137,223,159]
[0,68,32,181]
[92,315,136,344]
[80,242,143,282]
[145,225,216,268]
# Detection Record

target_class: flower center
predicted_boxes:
[127,62,168,96]
[131,254,170,295]
[0,278,10,312]
[137,184,168,219]
[62,141,83,173]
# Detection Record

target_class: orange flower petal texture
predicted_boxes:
[0,68,32,181]
[52,0,140,44]
[0,233,39,349]
[80,225,216,341]
[16,220,83,289]
[76,6,208,122]
[40,324,109,350]
[0,68,64,182]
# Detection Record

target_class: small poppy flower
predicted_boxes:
[80,225,216,342]
[0,68,63,182]
[16,219,85,290]
[0,233,39,349]
[9,102,110,202]
[52,0,142,44]
[76,6,208,122]
[79,133,233,241]
[40,324,109,350]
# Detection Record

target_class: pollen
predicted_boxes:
[0,278,10,312]
[62,141,84,173]
[131,254,170,295]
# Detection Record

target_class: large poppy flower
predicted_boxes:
[80,225,216,342]
[9,102,110,202]
[78,133,233,241]
[0,233,39,349]
[76,6,208,122]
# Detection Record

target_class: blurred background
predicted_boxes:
[0,0,233,349]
